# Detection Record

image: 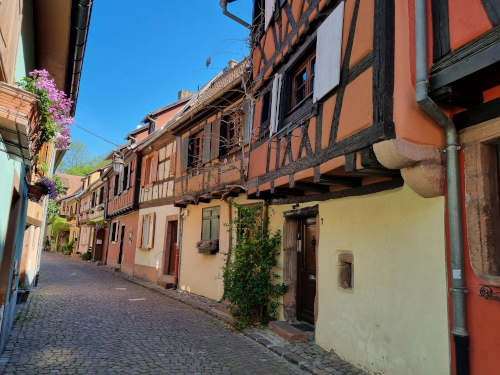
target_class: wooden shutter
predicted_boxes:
[243,100,254,144]
[211,118,221,160]
[202,122,212,163]
[126,162,131,189]
[151,152,159,182]
[148,213,156,249]
[180,137,189,173]
[140,158,146,186]
[270,73,282,136]
[136,216,143,248]
[264,0,274,29]
[169,152,176,177]
[313,2,344,103]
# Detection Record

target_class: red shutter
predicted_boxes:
[169,152,176,177]
[140,158,146,187]
[148,212,155,249]
[151,151,159,182]
[136,215,143,248]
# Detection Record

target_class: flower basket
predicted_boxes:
[197,240,219,254]
[27,184,46,202]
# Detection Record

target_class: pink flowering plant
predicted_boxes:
[17,69,73,150]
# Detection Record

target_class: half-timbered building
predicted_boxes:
[241,0,452,373]
[104,129,147,275]
[168,59,257,301]
[130,94,190,286]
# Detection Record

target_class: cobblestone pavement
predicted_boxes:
[1,252,305,375]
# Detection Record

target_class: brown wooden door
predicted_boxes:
[297,217,317,324]
[94,229,105,261]
[163,220,178,276]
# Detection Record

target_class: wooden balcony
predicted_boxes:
[0,81,41,162]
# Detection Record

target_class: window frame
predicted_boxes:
[259,90,272,139]
[220,111,241,157]
[290,52,316,111]
[188,130,203,169]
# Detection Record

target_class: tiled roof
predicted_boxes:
[56,173,83,198]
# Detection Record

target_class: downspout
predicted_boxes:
[176,207,185,289]
[219,0,251,29]
[414,1,469,374]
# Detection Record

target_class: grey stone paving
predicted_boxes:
[1,252,304,375]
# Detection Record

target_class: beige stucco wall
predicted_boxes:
[269,185,449,375]
[135,204,179,270]
[178,196,263,301]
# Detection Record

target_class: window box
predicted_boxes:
[196,239,219,254]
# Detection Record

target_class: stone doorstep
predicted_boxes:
[269,321,311,343]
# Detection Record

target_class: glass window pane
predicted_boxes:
[202,218,211,240]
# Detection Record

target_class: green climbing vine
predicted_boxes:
[223,203,287,328]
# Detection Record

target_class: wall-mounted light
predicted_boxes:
[112,151,125,173]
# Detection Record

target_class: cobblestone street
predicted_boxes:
[0,253,305,374]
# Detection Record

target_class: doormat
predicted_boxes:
[292,323,314,332]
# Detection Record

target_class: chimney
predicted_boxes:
[178,89,194,100]
[228,59,238,69]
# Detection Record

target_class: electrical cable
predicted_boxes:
[72,123,121,147]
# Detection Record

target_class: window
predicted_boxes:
[202,206,220,241]
[91,191,96,207]
[141,215,151,249]
[259,91,271,138]
[122,164,129,191]
[188,131,203,169]
[220,112,241,156]
[338,253,353,290]
[98,186,104,205]
[113,174,119,196]
[291,53,315,109]
[111,222,118,242]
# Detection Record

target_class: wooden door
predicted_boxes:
[163,220,178,276]
[118,225,125,265]
[297,217,317,324]
[94,229,105,261]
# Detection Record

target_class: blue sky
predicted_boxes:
[72,0,252,157]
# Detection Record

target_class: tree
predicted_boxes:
[57,140,108,176]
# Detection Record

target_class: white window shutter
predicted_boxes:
[265,0,275,29]
[313,2,344,103]
[269,73,282,137]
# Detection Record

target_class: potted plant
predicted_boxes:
[197,239,219,254]
[16,283,30,304]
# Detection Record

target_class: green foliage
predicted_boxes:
[223,203,287,328]
[57,141,108,176]
[61,238,76,255]
[47,200,60,221]
[81,251,91,261]
[50,216,68,237]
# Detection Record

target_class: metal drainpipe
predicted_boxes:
[176,207,184,289]
[414,0,469,374]
[219,0,251,29]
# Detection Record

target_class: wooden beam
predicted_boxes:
[314,174,362,187]
[274,187,305,196]
[294,182,330,193]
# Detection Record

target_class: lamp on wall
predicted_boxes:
[112,151,125,173]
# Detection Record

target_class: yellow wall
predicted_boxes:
[269,185,449,375]
[135,204,178,270]
[179,196,262,301]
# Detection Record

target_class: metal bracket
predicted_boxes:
[479,284,500,302]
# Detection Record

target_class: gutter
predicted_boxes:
[219,0,251,29]
[414,1,469,374]
[66,0,94,117]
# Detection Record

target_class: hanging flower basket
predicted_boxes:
[27,184,45,202]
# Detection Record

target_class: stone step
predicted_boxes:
[269,321,311,343]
